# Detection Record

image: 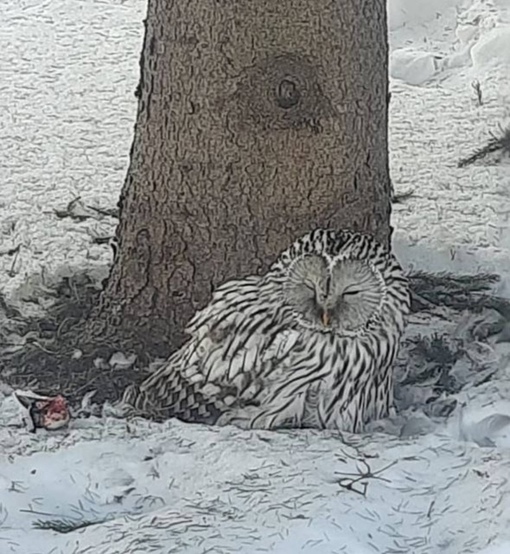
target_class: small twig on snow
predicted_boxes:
[335,455,398,497]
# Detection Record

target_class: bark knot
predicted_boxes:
[228,53,336,131]
[275,78,301,109]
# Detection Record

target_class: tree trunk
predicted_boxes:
[91,0,391,358]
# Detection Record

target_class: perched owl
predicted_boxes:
[122,229,410,433]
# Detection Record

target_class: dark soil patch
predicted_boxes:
[0,273,152,409]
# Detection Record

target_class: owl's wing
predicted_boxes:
[128,275,299,420]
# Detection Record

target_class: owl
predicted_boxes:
[122,229,410,433]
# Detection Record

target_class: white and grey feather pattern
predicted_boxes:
[122,228,410,433]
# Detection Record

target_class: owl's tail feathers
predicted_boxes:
[118,366,222,425]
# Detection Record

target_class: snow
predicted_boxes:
[2,395,510,554]
[471,26,510,68]
[0,0,143,303]
[477,544,510,554]
[2,0,510,552]
[388,0,461,31]
[390,48,438,86]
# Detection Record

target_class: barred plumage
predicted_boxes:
[122,228,410,433]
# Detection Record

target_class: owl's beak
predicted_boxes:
[321,311,330,327]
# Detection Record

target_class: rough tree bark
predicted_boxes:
[90,0,391,358]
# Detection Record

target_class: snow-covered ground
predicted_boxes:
[2,0,510,552]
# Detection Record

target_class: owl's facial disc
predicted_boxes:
[327,259,383,331]
[284,255,330,327]
[285,255,383,332]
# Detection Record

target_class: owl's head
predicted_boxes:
[283,254,384,333]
